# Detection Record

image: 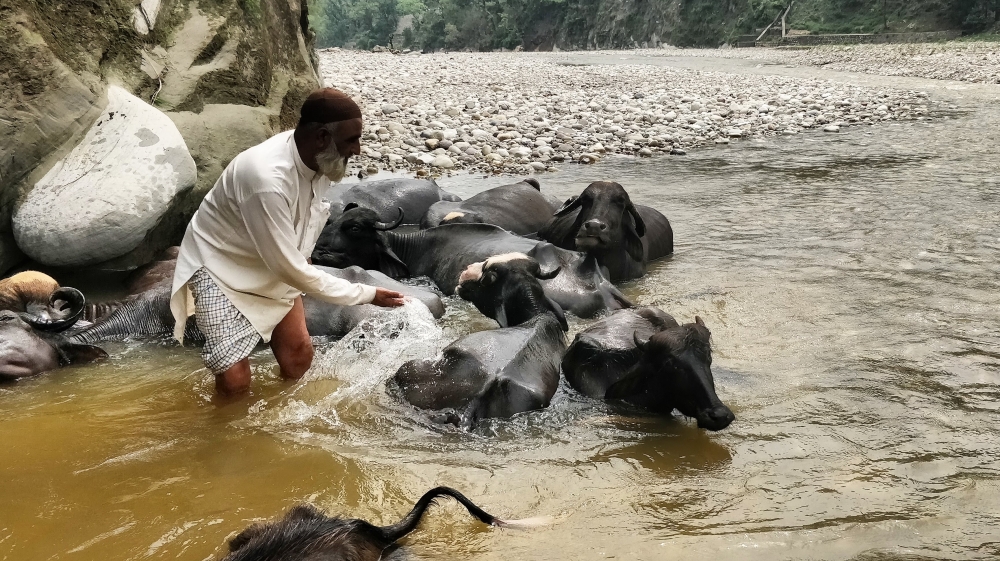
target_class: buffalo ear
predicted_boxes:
[344,202,360,212]
[535,266,561,280]
[58,343,108,365]
[545,295,568,332]
[377,247,411,279]
[229,522,268,552]
[553,195,581,217]
[623,224,645,263]
[695,316,706,327]
[605,370,644,401]
[626,203,646,237]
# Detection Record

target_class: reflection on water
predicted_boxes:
[2,83,1000,561]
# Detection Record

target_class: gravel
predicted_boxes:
[648,42,1000,85]
[317,48,933,176]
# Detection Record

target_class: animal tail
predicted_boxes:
[378,487,550,543]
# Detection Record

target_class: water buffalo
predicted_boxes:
[420,178,560,234]
[0,291,106,381]
[221,487,541,561]
[392,255,567,427]
[387,223,631,318]
[73,266,444,344]
[561,307,735,431]
[123,246,180,296]
[311,204,409,278]
[328,178,461,225]
[539,181,674,282]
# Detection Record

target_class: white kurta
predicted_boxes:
[170,130,377,343]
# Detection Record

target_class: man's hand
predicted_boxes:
[372,287,406,307]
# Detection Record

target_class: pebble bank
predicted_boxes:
[318,50,933,176]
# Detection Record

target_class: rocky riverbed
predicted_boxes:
[318,50,933,176]
[653,41,1000,85]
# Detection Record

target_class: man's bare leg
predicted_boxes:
[216,358,252,395]
[269,296,314,380]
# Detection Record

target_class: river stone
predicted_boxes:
[13,86,196,267]
[431,155,455,168]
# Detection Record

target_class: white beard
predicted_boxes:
[315,144,348,183]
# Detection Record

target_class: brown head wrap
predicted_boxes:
[298,88,363,127]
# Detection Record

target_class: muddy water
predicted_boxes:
[3,65,1000,561]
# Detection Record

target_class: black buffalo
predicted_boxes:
[222,486,539,561]
[328,178,461,225]
[392,255,567,427]
[420,178,560,235]
[311,204,409,278]
[387,223,631,318]
[561,307,735,431]
[0,287,106,381]
[539,181,673,282]
[73,266,444,344]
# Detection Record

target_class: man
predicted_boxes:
[170,88,405,396]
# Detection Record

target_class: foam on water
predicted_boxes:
[240,300,446,432]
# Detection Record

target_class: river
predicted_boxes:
[1,56,999,560]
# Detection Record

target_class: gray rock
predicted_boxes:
[13,86,197,267]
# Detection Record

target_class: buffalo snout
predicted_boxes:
[696,404,735,431]
[583,219,608,234]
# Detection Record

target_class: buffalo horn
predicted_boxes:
[374,207,405,230]
[633,331,650,352]
[21,287,86,332]
[553,195,582,217]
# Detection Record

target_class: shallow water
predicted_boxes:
[2,67,1000,560]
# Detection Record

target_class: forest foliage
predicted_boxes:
[309,0,1000,51]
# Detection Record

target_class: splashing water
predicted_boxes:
[241,300,446,431]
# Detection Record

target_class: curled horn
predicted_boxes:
[553,195,582,217]
[374,207,405,231]
[21,287,86,332]
[535,266,561,280]
[633,331,650,352]
[626,203,646,237]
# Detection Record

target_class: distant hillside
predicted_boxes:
[310,0,998,50]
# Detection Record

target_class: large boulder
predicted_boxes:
[0,0,321,274]
[12,86,197,267]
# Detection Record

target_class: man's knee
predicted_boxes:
[216,360,251,395]
[275,338,314,379]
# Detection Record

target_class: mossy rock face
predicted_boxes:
[0,0,320,274]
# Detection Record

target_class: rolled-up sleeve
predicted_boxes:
[239,192,377,305]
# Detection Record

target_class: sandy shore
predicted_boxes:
[318,49,934,176]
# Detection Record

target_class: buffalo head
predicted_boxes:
[457,253,568,331]
[0,306,107,381]
[549,181,645,263]
[311,203,410,278]
[607,316,734,431]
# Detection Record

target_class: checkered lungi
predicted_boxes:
[188,267,262,374]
